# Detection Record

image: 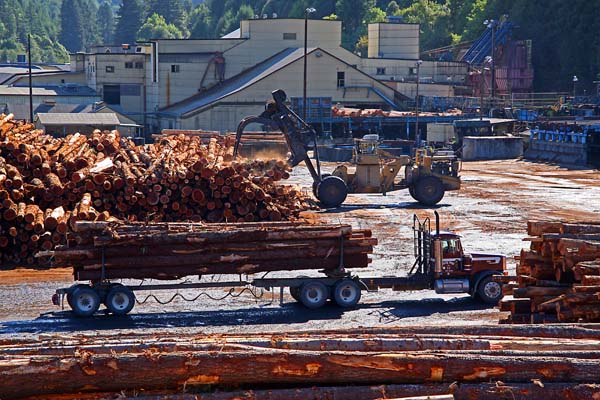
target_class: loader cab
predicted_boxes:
[353,134,380,164]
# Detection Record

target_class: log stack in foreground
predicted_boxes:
[0,114,312,267]
[2,325,600,399]
[51,220,376,280]
[500,220,600,323]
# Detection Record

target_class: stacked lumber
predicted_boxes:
[51,220,376,280]
[0,114,312,267]
[2,326,600,399]
[331,107,464,118]
[500,219,600,323]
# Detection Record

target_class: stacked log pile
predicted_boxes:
[50,220,375,280]
[2,326,600,399]
[500,220,600,323]
[0,114,312,267]
[331,107,463,118]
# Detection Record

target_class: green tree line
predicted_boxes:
[0,0,598,92]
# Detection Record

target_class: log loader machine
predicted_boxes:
[234,89,461,208]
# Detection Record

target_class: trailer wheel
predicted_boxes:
[317,176,347,208]
[70,286,100,317]
[477,276,502,305]
[414,176,445,206]
[105,285,136,315]
[333,279,361,308]
[289,286,301,302]
[67,284,88,309]
[299,281,329,309]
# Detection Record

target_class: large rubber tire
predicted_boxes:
[299,281,329,309]
[477,276,503,305]
[67,284,88,309]
[312,174,331,198]
[333,279,362,308]
[289,286,301,302]
[316,176,348,208]
[414,176,445,206]
[408,186,418,202]
[105,285,136,315]
[70,286,100,317]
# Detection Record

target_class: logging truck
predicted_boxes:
[52,212,506,317]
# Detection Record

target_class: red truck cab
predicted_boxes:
[431,231,506,304]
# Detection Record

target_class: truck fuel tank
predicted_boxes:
[434,278,470,294]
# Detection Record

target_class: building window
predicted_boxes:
[125,62,133,69]
[376,67,386,75]
[409,67,417,75]
[106,66,115,73]
[337,71,345,88]
[283,33,297,40]
[135,61,144,69]
[171,64,180,73]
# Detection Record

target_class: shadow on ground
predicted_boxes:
[0,296,490,334]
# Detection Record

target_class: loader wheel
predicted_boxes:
[414,176,445,206]
[316,176,347,208]
[408,186,417,201]
[70,286,100,317]
[477,276,503,305]
[312,174,331,198]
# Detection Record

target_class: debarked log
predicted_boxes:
[2,347,600,398]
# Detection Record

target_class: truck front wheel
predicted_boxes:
[477,276,502,305]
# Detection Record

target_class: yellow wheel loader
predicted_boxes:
[233,89,461,208]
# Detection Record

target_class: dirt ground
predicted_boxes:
[0,159,598,338]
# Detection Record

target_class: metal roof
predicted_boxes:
[36,113,120,126]
[0,85,98,96]
[161,47,310,117]
[221,28,241,39]
[5,103,95,120]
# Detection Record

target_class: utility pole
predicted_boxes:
[414,60,423,146]
[28,33,34,123]
[303,7,316,121]
[484,19,497,100]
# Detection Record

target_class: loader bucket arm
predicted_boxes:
[232,89,322,182]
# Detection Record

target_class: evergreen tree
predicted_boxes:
[335,0,375,49]
[386,1,400,15]
[188,4,212,38]
[137,13,184,40]
[114,0,145,44]
[59,0,84,52]
[97,1,115,44]
[148,0,187,32]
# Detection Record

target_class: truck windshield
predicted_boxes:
[441,238,461,257]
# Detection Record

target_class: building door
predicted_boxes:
[103,84,121,105]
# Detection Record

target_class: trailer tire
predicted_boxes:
[316,176,347,208]
[477,276,502,305]
[289,286,301,302]
[333,279,361,308]
[105,285,136,315]
[408,186,418,201]
[414,176,445,206]
[70,286,100,317]
[67,284,88,309]
[299,281,329,309]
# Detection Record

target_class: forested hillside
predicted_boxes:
[0,0,598,91]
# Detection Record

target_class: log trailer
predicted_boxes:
[52,212,506,317]
[233,89,461,208]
